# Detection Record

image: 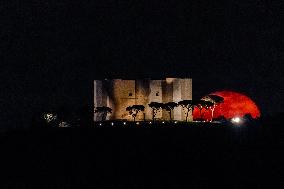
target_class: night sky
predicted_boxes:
[1,1,283,127]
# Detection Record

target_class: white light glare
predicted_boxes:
[123,122,127,125]
[232,117,241,124]
[174,121,178,124]
[111,122,114,126]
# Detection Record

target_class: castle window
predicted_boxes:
[129,93,133,96]
[156,92,159,96]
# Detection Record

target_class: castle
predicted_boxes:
[94,78,192,121]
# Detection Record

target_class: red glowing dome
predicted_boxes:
[193,91,261,120]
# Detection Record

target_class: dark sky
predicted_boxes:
[1,0,283,127]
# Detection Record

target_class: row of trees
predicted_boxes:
[95,95,224,122]
[148,95,223,122]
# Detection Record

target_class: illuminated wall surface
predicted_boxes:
[94,78,192,121]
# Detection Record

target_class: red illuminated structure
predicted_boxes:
[193,91,261,121]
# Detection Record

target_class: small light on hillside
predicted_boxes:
[43,113,57,123]
[231,117,242,124]
[59,121,69,127]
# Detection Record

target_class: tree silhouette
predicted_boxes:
[195,100,213,121]
[148,102,163,122]
[95,106,112,121]
[203,101,214,118]
[202,95,224,122]
[243,113,253,122]
[163,102,177,121]
[178,100,194,122]
[126,105,145,122]
[215,115,227,122]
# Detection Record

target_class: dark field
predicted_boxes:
[0,123,283,188]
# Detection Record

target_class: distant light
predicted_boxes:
[123,122,127,125]
[111,122,114,126]
[174,121,178,124]
[59,121,69,127]
[162,121,165,124]
[136,122,140,125]
[99,123,102,126]
[149,121,152,124]
[232,117,241,124]
[43,113,57,123]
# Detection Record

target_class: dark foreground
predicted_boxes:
[0,123,283,188]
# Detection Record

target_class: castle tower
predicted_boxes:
[94,78,192,121]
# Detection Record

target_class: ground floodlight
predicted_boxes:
[231,117,242,124]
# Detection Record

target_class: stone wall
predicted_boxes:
[94,78,192,121]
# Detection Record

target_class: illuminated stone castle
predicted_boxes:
[94,78,192,121]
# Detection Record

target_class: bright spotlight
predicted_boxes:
[111,122,114,126]
[149,122,152,124]
[162,121,165,124]
[174,121,178,124]
[136,122,140,125]
[99,123,102,126]
[123,122,127,125]
[231,117,242,124]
